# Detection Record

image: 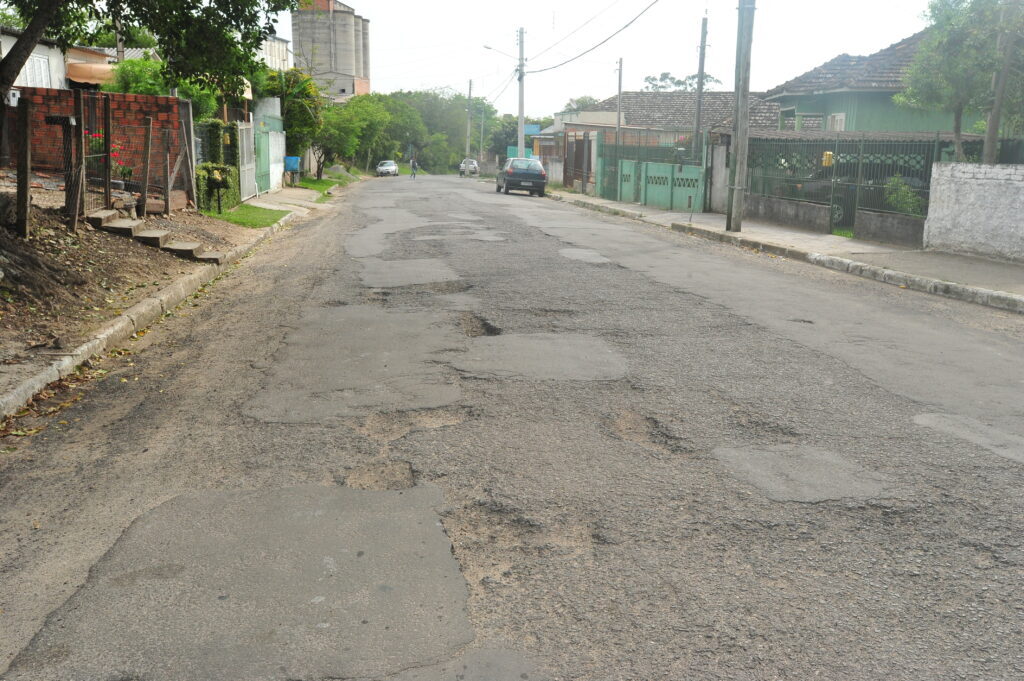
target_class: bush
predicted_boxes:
[884,176,926,216]
[196,120,225,164]
[195,162,240,212]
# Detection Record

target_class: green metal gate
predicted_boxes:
[616,160,704,212]
[255,129,271,194]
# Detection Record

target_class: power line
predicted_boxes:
[526,0,661,75]
[530,0,627,61]
[487,68,518,101]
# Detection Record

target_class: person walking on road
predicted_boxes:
[411,159,419,179]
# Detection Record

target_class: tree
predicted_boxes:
[0,0,296,97]
[90,24,158,48]
[265,68,324,156]
[103,57,218,120]
[563,95,600,112]
[895,0,999,160]
[642,72,721,92]
[310,105,363,179]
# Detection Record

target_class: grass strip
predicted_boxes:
[203,204,290,229]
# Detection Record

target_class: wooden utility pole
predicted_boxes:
[983,0,1021,164]
[465,80,473,158]
[727,0,756,233]
[694,16,708,161]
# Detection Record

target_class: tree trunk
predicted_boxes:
[983,3,1019,164]
[953,105,965,161]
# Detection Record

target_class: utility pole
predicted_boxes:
[517,27,526,158]
[465,80,473,158]
[615,57,623,201]
[983,0,1021,164]
[727,0,755,232]
[480,108,486,161]
[694,16,708,161]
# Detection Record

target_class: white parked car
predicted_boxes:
[375,160,398,177]
[459,158,479,177]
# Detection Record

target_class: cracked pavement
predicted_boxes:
[1,175,1023,680]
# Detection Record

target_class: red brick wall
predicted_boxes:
[5,88,185,175]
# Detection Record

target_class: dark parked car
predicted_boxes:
[496,158,547,197]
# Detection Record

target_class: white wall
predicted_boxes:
[0,35,65,89]
[924,163,1024,262]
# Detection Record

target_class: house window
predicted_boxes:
[15,54,52,88]
[826,113,846,132]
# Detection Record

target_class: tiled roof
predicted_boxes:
[590,91,779,130]
[767,32,926,97]
[100,47,161,62]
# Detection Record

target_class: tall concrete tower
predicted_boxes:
[291,0,371,100]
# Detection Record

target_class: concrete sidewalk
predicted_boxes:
[549,190,1024,314]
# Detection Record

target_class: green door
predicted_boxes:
[255,129,271,194]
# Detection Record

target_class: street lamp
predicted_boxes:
[484,29,526,158]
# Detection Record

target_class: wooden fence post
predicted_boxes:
[164,129,171,215]
[140,117,152,217]
[68,89,85,232]
[103,93,112,209]
[15,98,31,238]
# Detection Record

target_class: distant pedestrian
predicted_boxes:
[411,159,419,179]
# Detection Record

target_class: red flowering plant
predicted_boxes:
[82,129,133,181]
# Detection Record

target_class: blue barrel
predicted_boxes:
[284,156,301,172]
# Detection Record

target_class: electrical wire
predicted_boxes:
[526,0,661,75]
[530,0,627,61]
[487,68,518,103]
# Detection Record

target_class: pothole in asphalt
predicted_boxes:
[348,406,473,443]
[608,410,695,456]
[731,410,801,440]
[344,460,416,490]
[459,312,502,337]
[323,299,350,307]
[362,289,392,305]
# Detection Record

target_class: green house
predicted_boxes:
[766,32,983,133]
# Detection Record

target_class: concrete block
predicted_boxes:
[986,291,1024,314]
[124,297,163,333]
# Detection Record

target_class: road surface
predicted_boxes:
[2,175,1022,680]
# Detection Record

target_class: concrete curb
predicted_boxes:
[0,211,296,419]
[549,192,1024,316]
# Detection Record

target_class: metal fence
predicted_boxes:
[596,128,704,201]
[745,134,982,229]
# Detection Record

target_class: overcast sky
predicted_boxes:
[274,0,932,117]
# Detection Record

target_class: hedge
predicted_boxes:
[195,162,240,212]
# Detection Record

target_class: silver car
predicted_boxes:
[375,160,398,177]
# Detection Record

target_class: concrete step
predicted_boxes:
[162,241,205,259]
[196,251,227,265]
[86,209,118,228]
[134,229,171,248]
[97,218,144,237]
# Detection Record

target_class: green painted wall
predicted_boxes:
[774,92,983,133]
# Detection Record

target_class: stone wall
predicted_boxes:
[925,163,1024,262]
[744,195,831,232]
[854,210,924,247]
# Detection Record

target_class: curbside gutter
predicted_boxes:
[548,192,1024,316]
[0,212,297,419]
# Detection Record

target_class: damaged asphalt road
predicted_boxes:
[1,175,1023,680]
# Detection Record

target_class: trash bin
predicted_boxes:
[284,156,301,172]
